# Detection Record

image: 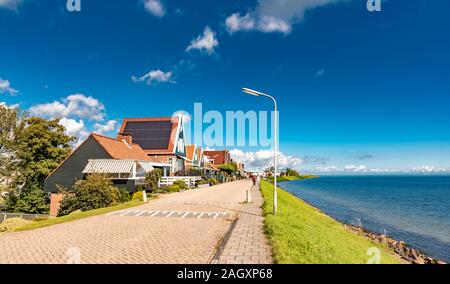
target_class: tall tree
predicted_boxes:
[6,116,74,213]
[0,105,24,190]
[14,116,74,189]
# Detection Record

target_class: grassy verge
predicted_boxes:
[266,175,317,183]
[260,180,401,264]
[14,200,145,232]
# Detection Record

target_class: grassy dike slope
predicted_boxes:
[260,180,401,264]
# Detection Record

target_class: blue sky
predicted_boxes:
[1,0,450,173]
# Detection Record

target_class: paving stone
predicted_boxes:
[214,183,274,264]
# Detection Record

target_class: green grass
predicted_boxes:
[266,175,317,183]
[260,180,401,264]
[14,200,145,232]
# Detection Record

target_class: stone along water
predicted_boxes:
[282,176,450,262]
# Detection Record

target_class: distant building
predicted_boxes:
[185,145,205,171]
[203,150,231,166]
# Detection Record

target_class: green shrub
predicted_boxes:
[167,185,180,193]
[0,218,32,232]
[6,186,49,214]
[131,191,152,201]
[118,188,131,203]
[58,194,80,217]
[172,180,188,189]
[196,180,208,186]
[58,174,121,216]
[153,187,166,194]
[145,169,163,191]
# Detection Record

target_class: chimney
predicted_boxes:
[119,132,133,146]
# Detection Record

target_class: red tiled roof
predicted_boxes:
[92,133,150,161]
[204,150,230,165]
[186,145,196,161]
[196,148,202,159]
[117,117,179,154]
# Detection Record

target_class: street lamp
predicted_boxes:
[242,87,278,214]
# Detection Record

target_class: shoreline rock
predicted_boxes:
[344,224,446,264]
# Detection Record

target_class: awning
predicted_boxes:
[83,159,134,174]
[138,161,154,172]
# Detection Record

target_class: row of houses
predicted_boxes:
[43,116,244,215]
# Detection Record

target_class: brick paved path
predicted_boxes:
[213,183,274,264]
[0,180,252,264]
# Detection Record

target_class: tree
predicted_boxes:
[219,163,237,176]
[14,116,74,190]
[145,169,163,191]
[5,115,74,214]
[286,168,300,176]
[9,185,49,214]
[0,105,24,189]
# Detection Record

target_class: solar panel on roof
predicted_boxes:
[124,121,172,150]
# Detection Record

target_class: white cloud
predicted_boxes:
[0,78,18,95]
[143,0,165,17]
[225,13,256,33]
[0,0,22,10]
[257,15,291,34]
[186,26,219,55]
[29,94,114,146]
[29,93,106,121]
[344,164,368,172]
[412,165,435,173]
[225,0,349,34]
[0,101,19,109]
[313,164,400,173]
[59,118,85,137]
[93,120,117,135]
[132,69,174,85]
[411,166,450,174]
[315,68,325,77]
[226,13,290,35]
[58,118,90,146]
[230,149,303,171]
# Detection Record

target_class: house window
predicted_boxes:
[178,139,184,153]
[119,173,131,179]
[109,173,120,179]
[177,158,184,172]
[168,158,174,172]
[108,173,131,179]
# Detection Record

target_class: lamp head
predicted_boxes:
[242,87,263,97]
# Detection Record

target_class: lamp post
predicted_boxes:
[242,88,278,214]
